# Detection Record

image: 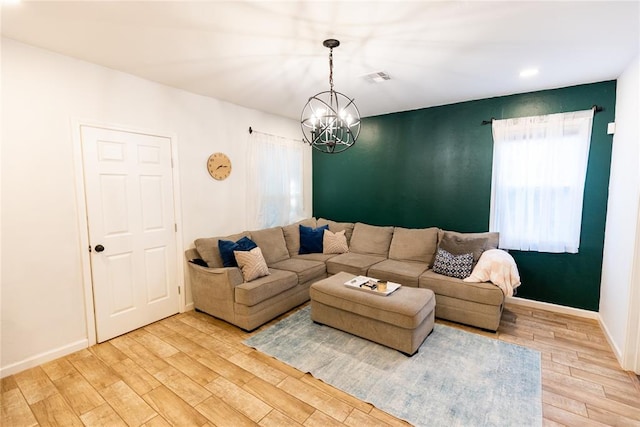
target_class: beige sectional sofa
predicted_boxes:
[185,218,505,332]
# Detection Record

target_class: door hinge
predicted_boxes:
[178,286,181,295]
[174,223,178,232]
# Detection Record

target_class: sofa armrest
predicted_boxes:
[187,261,243,323]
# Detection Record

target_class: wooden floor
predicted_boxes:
[2,303,640,427]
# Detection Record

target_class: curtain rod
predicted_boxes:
[248,127,303,142]
[248,126,275,136]
[480,105,603,126]
[248,126,281,138]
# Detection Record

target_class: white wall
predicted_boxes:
[0,38,306,376]
[599,55,640,372]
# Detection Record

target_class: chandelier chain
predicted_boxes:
[329,48,334,92]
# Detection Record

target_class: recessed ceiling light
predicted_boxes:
[520,68,539,78]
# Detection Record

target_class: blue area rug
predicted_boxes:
[244,306,542,427]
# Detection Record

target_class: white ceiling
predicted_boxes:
[2,1,639,120]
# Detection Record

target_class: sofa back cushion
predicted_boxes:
[316,218,355,244]
[389,227,439,266]
[194,232,250,268]
[437,230,500,265]
[349,222,395,256]
[282,218,317,257]
[250,226,290,265]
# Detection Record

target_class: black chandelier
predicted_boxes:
[301,39,361,154]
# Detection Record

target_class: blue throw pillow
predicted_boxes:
[299,224,329,254]
[218,237,258,267]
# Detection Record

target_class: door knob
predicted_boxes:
[94,244,105,253]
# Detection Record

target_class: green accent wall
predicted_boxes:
[313,81,616,311]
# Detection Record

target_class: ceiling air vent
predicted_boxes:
[362,71,391,83]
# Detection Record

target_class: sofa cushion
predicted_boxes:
[438,230,500,265]
[432,248,473,279]
[349,223,394,256]
[367,259,430,287]
[235,268,298,307]
[299,224,329,254]
[419,269,504,306]
[234,247,270,282]
[317,218,355,244]
[325,252,387,276]
[323,229,349,254]
[388,227,439,266]
[270,258,326,285]
[195,232,250,268]
[282,218,317,257]
[218,236,258,267]
[250,226,290,265]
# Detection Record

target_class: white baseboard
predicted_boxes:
[2,303,195,379]
[597,315,624,367]
[505,296,599,320]
[0,339,89,379]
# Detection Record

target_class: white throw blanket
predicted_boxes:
[463,249,521,297]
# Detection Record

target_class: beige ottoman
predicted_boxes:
[309,271,436,356]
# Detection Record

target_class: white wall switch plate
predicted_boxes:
[607,122,616,135]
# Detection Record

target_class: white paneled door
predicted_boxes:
[81,126,179,342]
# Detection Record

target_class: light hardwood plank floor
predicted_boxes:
[2,303,640,426]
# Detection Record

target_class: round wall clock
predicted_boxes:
[207,152,232,180]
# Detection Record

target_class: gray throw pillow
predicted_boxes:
[439,234,488,265]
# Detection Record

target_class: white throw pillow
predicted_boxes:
[234,247,270,282]
[323,229,349,254]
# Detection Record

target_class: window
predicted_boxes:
[246,132,305,229]
[489,109,594,253]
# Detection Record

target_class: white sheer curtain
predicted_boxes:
[246,132,305,229]
[490,109,594,253]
